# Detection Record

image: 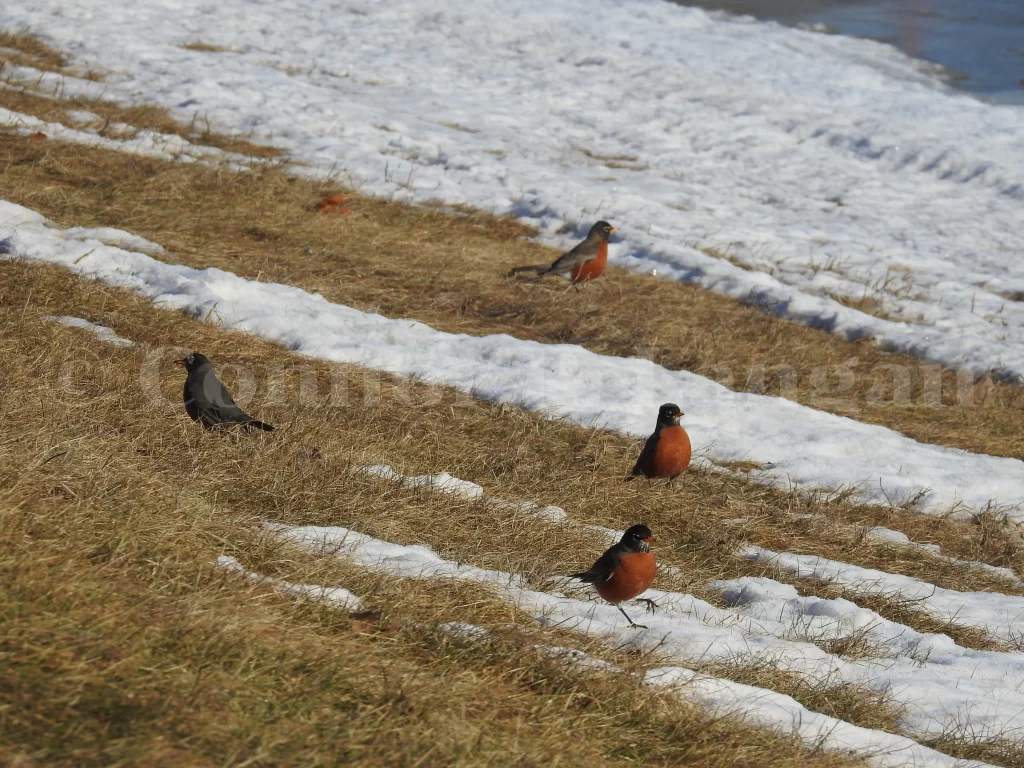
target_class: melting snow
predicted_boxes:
[357,464,485,499]
[42,315,135,347]
[0,107,259,170]
[4,201,1024,516]
[742,545,1024,645]
[217,554,364,611]
[864,526,1023,586]
[3,0,1024,380]
[265,520,1024,755]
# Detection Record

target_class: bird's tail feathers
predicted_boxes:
[246,420,275,432]
[506,264,549,278]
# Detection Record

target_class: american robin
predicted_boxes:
[507,221,617,284]
[570,524,657,628]
[628,403,691,481]
[175,352,274,432]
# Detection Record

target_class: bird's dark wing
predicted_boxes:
[183,379,200,422]
[630,431,660,476]
[191,366,256,427]
[546,237,599,274]
[570,543,623,583]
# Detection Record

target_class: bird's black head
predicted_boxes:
[657,403,683,427]
[588,220,618,241]
[621,524,653,549]
[175,352,210,373]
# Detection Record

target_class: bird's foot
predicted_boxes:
[636,598,659,615]
[628,621,649,629]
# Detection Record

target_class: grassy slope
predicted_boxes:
[2,261,872,768]
[3,31,1024,765]
[3,73,1022,466]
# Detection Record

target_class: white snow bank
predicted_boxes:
[62,226,165,256]
[427,619,995,766]
[356,462,1023,614]
[645,668,991,768]
[42,315,135,347]
[864,526,1023,586]
[0,107,258,170]
[491,499,570,524]
[216,554,364,611]
[266,520,1024,750]
[742,546,1024,645]
[357,464,484,499]
[292,592,986,767]
[4,0,1024,380]
[360,463,570,521]
[4,200,1024,516]
[866,525,938,551]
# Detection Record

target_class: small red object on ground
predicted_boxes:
[316,192,353,215]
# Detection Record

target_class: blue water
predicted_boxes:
[674,0,1024,102]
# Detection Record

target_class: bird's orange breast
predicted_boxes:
[650,425,691,478]
[595,551,657,605]
[570,242,608,283]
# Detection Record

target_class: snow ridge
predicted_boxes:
[4,201,1024,515]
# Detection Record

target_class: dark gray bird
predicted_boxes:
[175,352,274,432]
[506,220,616,284]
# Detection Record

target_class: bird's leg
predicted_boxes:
[636,598,659,615]
[617,604,648,629]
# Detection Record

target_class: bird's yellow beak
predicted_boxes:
[609,227,619,233]
[174,358,186,367]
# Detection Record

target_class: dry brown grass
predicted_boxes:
[178,41,236,53]
[1,35,280,159]
[0,260,1007,739]
[0,28,99,80]
[5,61,1024,761]
[8,264,1024,765]
[927,731,1024,768]
[3,104,1024,614]
[8,503,848,768]
[0,113,1021,466]
[0,262,879,767]
[3,217,1023,764]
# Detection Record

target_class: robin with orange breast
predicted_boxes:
[628,403,691,482]
[507,221,617,285]
[570,524,657,629]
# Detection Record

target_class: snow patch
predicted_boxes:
[742,545,1024,644]
[0,107,259,170]
[4,0,1024,379]
[864,526,1023,586]
[265,520,1024,753]
[4,201,1024,516]
[357,464,484,499]
[42,315,135,347]
[216,554,364,611]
